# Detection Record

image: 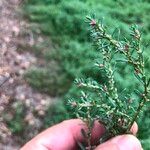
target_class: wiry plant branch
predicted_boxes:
[68,15,150,149]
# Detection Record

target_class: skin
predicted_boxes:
[21,119,142,150]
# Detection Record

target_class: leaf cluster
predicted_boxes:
[68,15,150,147]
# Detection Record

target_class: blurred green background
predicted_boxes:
[12,0,150,148]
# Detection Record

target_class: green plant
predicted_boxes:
[43,100,69,128]
[68,15,150,149]
[24,0,150,149]
[3,102,26,135]
[25,61,72,96]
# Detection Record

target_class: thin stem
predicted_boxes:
[127,77,149,131]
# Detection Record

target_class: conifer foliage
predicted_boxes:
[68,15,150,149]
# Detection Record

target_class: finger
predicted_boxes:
[21,119,105,150]
[95,134,142,150]
[90,120,105,145]
[130,122,138,135]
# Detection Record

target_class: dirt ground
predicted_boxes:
[0,0,54,149]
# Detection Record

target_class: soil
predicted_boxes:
[0,0,54,149]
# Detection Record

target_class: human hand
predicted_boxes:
[21,119,142,150]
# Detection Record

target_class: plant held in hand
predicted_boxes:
[68,15,150,149]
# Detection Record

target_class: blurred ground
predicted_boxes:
[0,0,54,149]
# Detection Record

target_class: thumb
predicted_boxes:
[95,135,142,150]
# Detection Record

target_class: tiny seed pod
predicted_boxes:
[135,68,141,74]
[71,101,77,107]
[124,44,129,51]
[90,19,96,27]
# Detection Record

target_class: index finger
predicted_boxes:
[21,119,105,150]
